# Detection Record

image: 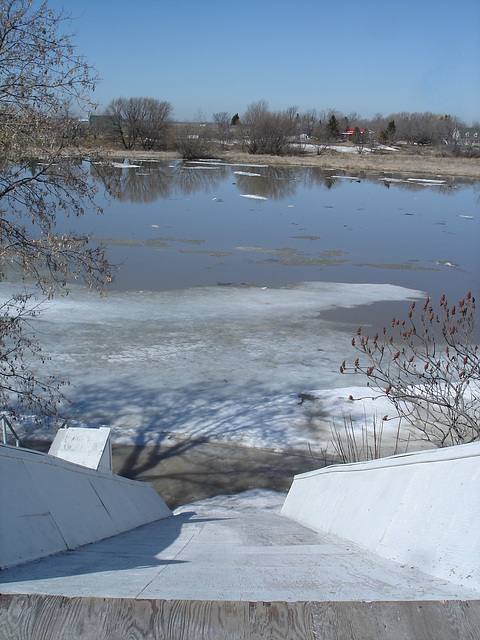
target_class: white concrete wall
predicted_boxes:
[282,442,480,592]
[0,444,171,569]
[48,427,112,473]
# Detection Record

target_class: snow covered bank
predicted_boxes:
[5,281,426,456]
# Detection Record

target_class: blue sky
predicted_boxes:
[50,0,479,123]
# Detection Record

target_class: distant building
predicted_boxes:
[340,128,367,141]
[452,127,480,144]
[340,128,373,143]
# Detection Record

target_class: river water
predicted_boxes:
[14,159,480,505]
[85,159,479,303]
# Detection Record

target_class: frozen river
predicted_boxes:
[9,160,479,500]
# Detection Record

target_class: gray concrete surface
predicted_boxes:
[1,492,478,602]
[2,492,479,639]
[1,444,171,569]
[283,441,480,592]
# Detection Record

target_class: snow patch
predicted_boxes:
[3,280,425,455]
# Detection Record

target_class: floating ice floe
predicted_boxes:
[186,160,224,165]
[183,165,218,170]
[234,171,263,177]
[436,260,456,268]
[407,178,446,185]
[458,215,474,220]
[231,163,269,168]
[112,162,141,169]
[380,177,405,183]
[240,194,267,200]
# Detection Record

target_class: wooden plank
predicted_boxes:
[0,596,315,640]
[248,601,315,640]
[310,601,480,640]
[2,595,480,640]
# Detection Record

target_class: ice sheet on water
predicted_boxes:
[111,162,141,169]
[407,178,446,185]
[1,281,425,453]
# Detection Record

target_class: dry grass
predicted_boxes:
[221,148,480,179]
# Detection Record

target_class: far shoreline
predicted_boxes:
[93,147,480,181]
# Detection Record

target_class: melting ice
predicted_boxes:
[3,280,428,455]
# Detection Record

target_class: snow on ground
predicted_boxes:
[297,144,373,154]
[2,280,426,456]
[174,489,286,516]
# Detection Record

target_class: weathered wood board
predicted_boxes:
[1,595,480,640]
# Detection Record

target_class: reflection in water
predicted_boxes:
[173,162,229,195]
[82,158,479,305]
[93,161,174,203]
[91,158,466,204]
[233,166,301,200]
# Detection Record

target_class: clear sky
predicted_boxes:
[49,0,480,124]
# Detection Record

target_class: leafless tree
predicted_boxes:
[105,97,140,150]
[298,110,318,138]
[240,101,297,155]
[105,97,172,150]
[212,111,231,145]
[137,98,172,150]
[174,122,214,160]
[0,0,114,422]
[340,294,479,447]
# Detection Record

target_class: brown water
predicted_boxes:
[112,441,327,509]
[25,438,326,509]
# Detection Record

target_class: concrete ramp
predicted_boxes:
[0,443,171,569]
[1,488,479,639]
[282,441,480,592]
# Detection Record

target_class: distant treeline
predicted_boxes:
[85,97,479,158]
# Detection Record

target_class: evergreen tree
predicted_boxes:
[386,120,396,142]
[326,114,340,141]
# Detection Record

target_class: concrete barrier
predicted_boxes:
[0,444,171,569]
[282,442,480,592]
[48,427,112,472]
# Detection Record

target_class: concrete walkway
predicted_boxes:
[1,491,478,602]
[1,492,479,639]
